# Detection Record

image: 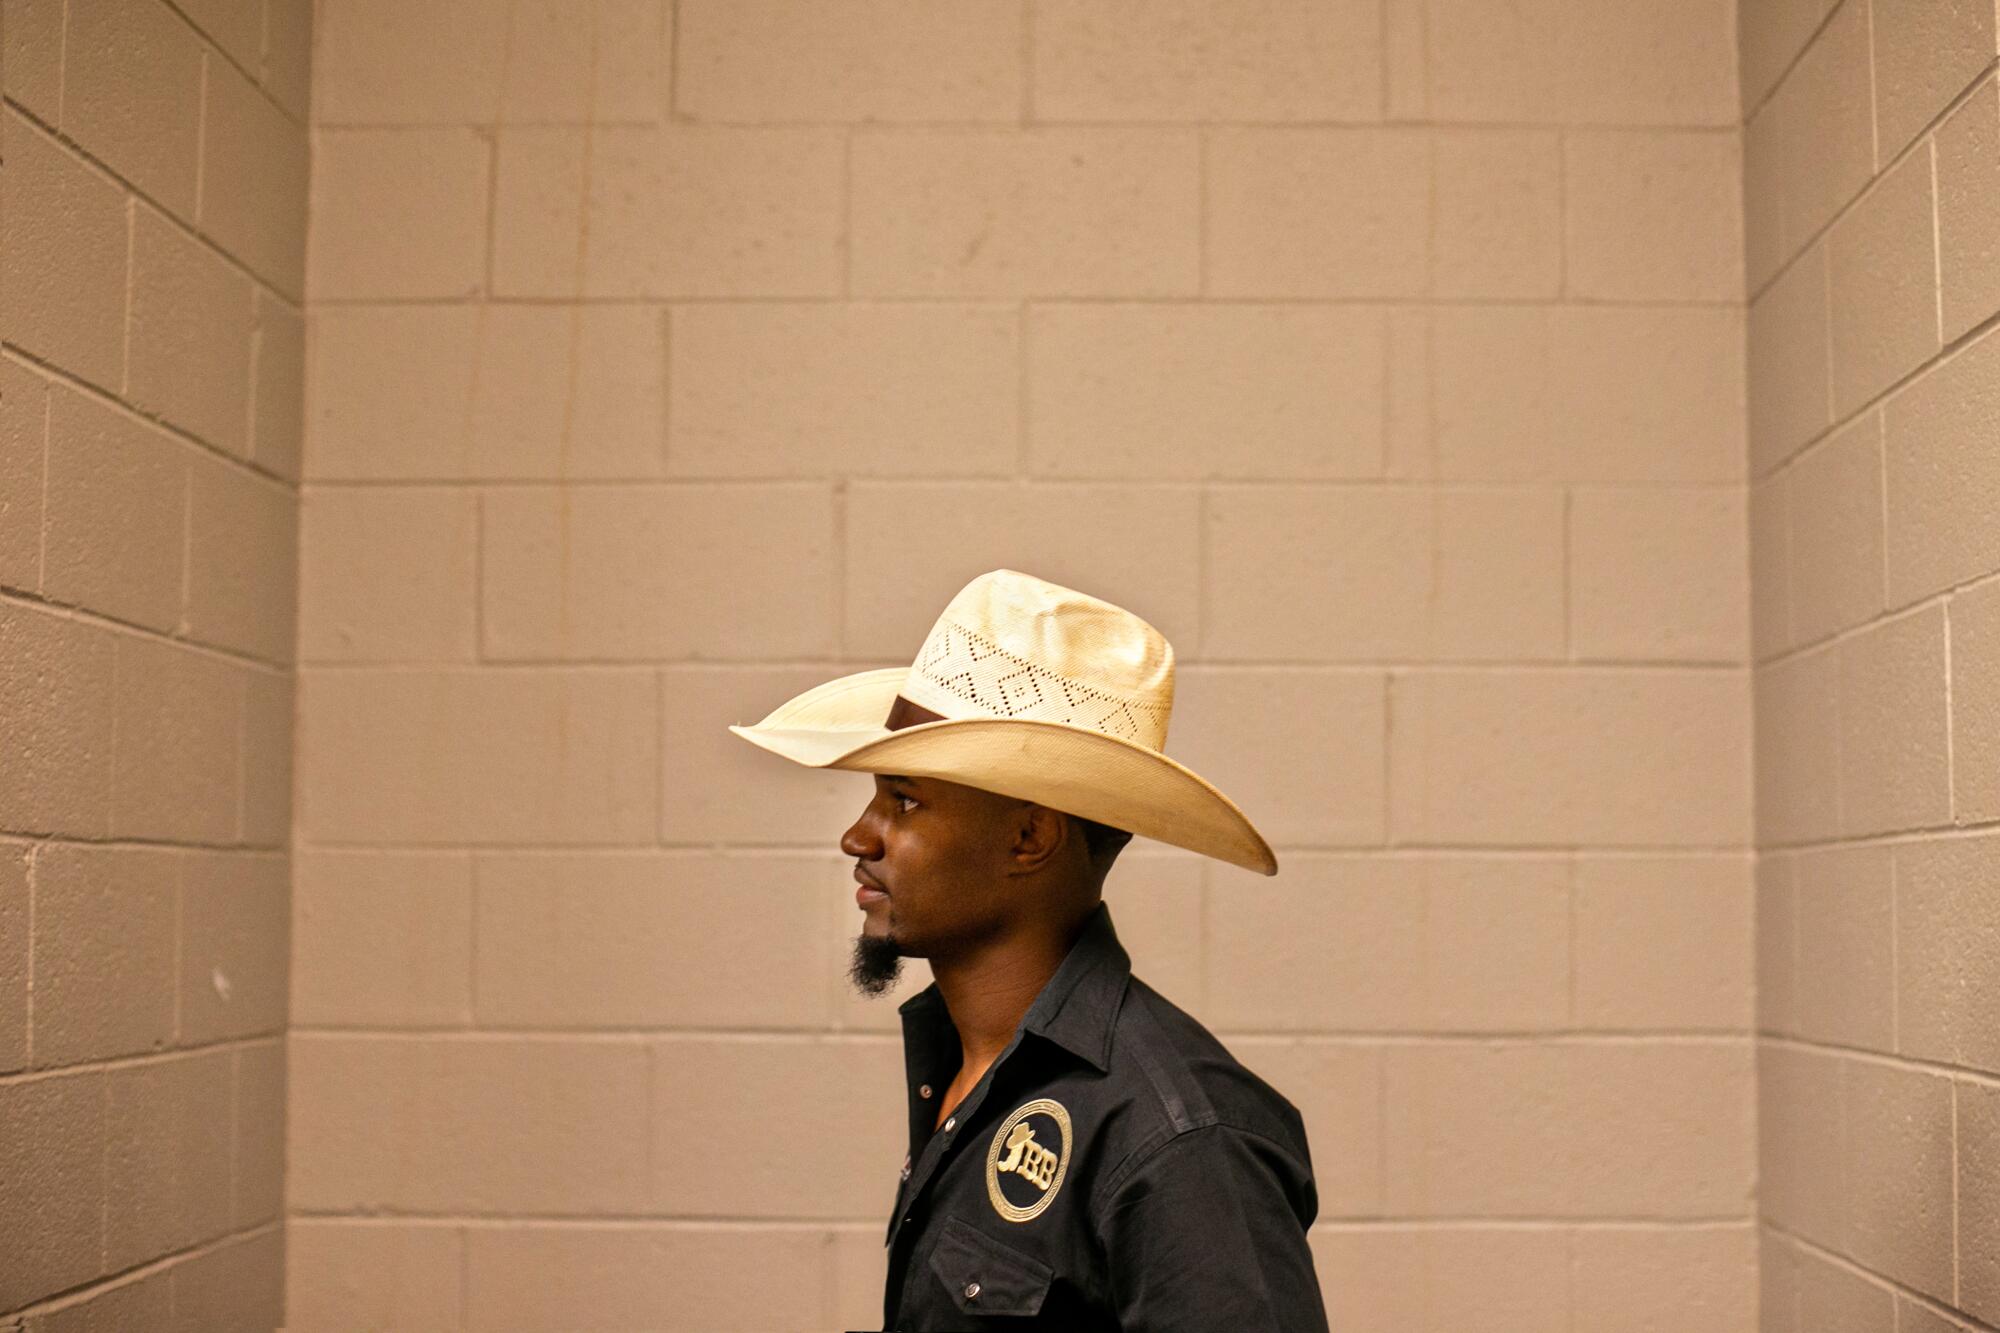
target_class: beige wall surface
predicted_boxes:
[1743,1,2000,1330]
[3,0,1993,1330]
[290,1,1763,1329]
[0,0,308,1325]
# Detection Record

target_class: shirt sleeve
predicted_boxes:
[1094,1123,1330,1333]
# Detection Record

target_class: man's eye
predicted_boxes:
[892,793,917,812]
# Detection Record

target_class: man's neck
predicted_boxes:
[930,913,1088,1074]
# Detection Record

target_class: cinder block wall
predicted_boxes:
[1742,1,2000,1328]
[289,2,1761,1328]
[0,0,307,1325]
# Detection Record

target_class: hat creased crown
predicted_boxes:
[895,570,1175,752]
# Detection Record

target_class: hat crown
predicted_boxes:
[898,569,1175,751]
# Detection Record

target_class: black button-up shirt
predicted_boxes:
[876,902,1329,1331]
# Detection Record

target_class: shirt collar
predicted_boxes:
[897,900,1131,1074]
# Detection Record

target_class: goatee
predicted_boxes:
[849,932,904,997]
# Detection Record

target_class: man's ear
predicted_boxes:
[1005,802,1071,876]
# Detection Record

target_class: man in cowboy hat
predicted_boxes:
[730,568,1328,1331]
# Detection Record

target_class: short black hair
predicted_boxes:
[1071,812,1133,866]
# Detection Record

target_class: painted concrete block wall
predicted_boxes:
[290,3,1759,1328]
[8,5,1993,1328]
[0,0,308,1325]
[1742,1,2000,1330]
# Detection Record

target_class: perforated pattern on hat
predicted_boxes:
[914,620,1170,748]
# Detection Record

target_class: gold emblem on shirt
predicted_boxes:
[985,1099,1072,1223]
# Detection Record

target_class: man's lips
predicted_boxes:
[854,869,889,906]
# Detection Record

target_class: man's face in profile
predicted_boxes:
[838,768,1032,996]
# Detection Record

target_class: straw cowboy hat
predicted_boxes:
[726,568,1278,875]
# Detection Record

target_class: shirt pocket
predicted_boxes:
[926,1215,1054,1319]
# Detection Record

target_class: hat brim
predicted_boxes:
[727,668,1278,876]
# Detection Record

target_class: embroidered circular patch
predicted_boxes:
[984,1098,1072,1223]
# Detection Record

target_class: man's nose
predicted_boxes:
[839,806,881,858]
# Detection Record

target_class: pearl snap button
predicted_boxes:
[964,1282,981,1300]
[944,1116,955,1132]
[919,1084,933,1099]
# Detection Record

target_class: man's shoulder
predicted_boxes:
[1102,974,1311,1164]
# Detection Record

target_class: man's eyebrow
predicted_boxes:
[879,774,917,786]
